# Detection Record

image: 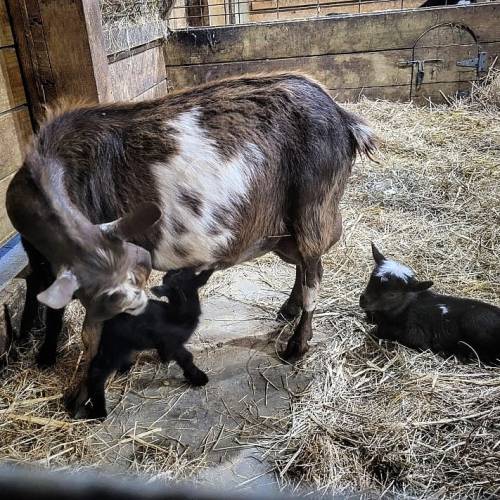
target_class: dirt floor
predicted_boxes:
[0,90,499,498]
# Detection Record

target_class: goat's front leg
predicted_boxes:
[283,257,322,360]
[36,307,64,368]
[172,346,209,387]
[65,319,103,418]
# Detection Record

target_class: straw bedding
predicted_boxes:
[0,75,498,496]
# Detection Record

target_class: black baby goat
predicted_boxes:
[360,243,500,363]
[75,269,212,419]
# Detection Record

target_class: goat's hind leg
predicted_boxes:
[283,257,322,360]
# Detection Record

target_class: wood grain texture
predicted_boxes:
[0,48,26,112]
[0,0,13,48]
[0,107,31,180]
[0,172,15,244]
[109,45,166,101]
[164,4,500,66]
[132,79,169,101]
[166,48,414,89]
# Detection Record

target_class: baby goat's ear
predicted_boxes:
[150,285,166,298]
[371,242,385,264]
[410,280,433,292]
[194,270,213,287]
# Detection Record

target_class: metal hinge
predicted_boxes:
[457,52,488,72]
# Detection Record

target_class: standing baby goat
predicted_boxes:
[72,269,212,419]
[359,243,500,362]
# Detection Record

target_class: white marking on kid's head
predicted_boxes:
[375,259,414,283]
[438,304,448,315]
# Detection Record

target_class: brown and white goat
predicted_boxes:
[7,73,376,413]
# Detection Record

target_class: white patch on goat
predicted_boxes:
[303,284,319,312]
[438,304,449,315]
[375,259,414,283]
[152,108,263,270]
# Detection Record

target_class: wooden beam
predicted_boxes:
[164,3,500,66]
[7,0,112,126]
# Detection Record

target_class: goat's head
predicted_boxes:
[36,203,162,322]
[359,243,433,315]
[151,268,212,301]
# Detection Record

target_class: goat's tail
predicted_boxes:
[342,109,379,163]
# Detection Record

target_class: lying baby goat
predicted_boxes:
[81,269,212,419]
[359,243,500,362]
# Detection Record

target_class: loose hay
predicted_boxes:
[256,96,499,497]
[0,92,498,496]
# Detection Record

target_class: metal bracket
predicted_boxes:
[457,52,488,72]
[398,59,443,88]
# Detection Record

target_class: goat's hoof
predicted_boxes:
[189,370,209,387]
[65,393,106,420]
[276,302,302,323]
[36,349,56,369]
[282,339,309,362]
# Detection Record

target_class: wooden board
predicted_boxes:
[0,107,31,180]
[133,80,169,101]
[109,45,166,101]
[0,48,26,113]
[164,3,500,66]
[0,0,13,48]
[0,172,15,245]
[166,48,414,89]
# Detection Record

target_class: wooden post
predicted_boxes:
[7,0,113,126]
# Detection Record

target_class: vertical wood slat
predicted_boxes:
[0,0,14,47]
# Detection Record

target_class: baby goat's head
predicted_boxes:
[151,269,212,302]
[359,243,433,315]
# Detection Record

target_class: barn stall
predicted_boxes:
[0,0,499,497]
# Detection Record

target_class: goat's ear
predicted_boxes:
[37,270,79,309]
[371,242,386,264]
[100,202,162,241]
[410,280,433,292]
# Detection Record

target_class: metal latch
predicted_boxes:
[399,59,443,88]
[457,52,488,72]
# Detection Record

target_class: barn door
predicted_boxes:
[409,23,483,102]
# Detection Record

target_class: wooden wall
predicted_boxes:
[163,3,500,103]
[0,0,32,245]
[108,43,169,102]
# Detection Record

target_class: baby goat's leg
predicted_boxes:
[173,347,208,387]
[85,354,116,420]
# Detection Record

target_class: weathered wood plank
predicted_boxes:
[0,172,15,245]
[166,48,415,90]
[109,45,166,101]
[0,48,26,112]
[133,80,169,101]
[103,21,167,56]
[0,0,13,47]
[164,4,500,66]
[0,107,31,180]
